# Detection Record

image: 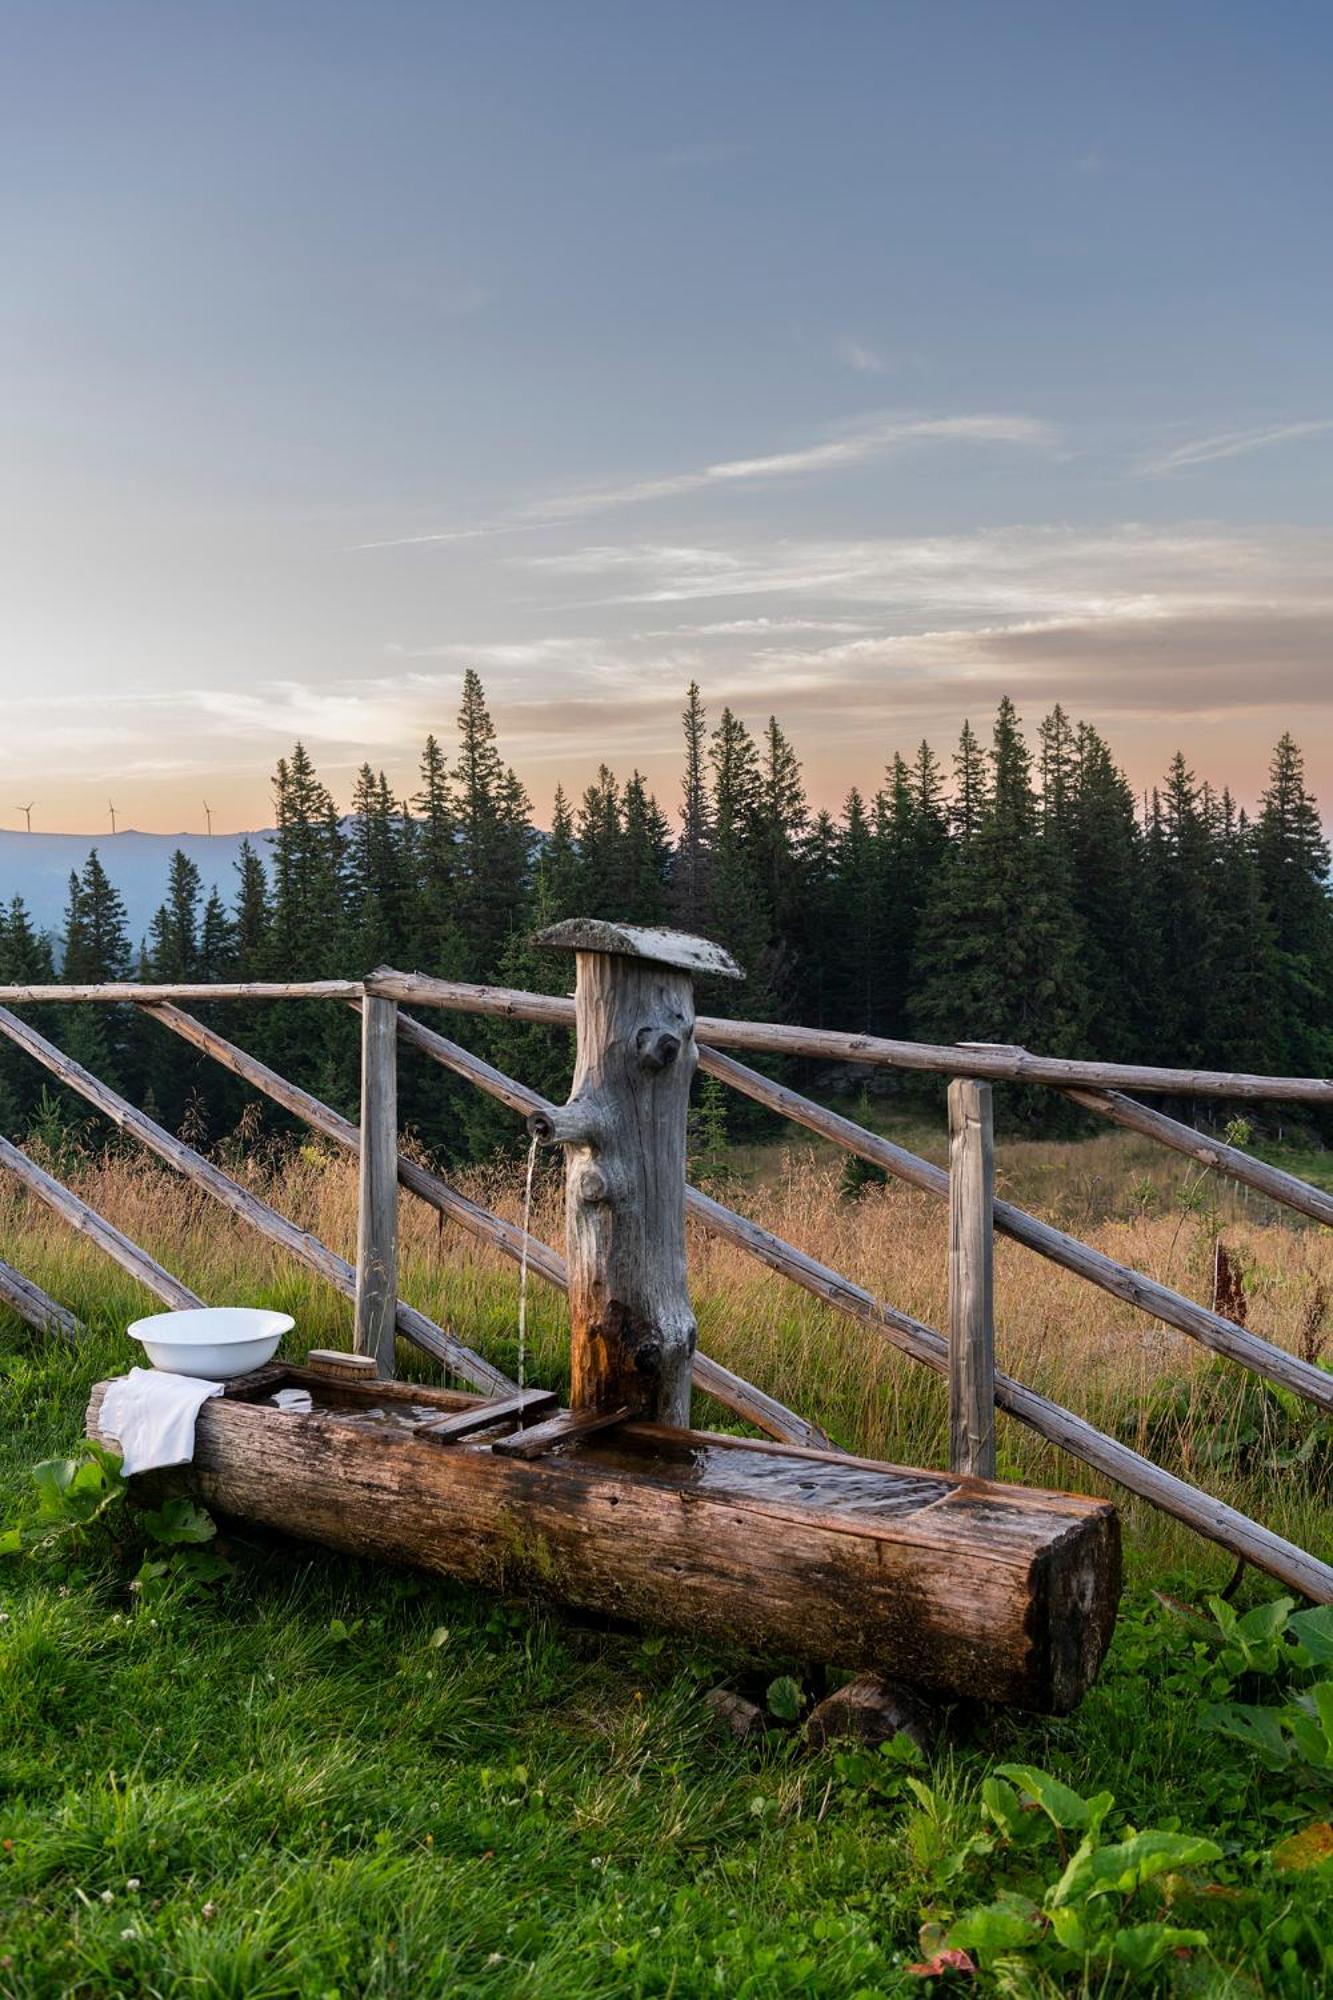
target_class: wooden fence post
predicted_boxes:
[354,993,399,1376]
[948,1077,995,1478]
[527,920,741,1427]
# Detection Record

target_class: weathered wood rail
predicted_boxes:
[1,942,1331,1605]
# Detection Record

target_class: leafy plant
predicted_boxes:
[1,1440,227,1601]
[946,1764,1220,1980]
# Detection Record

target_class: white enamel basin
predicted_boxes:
[128,1307,295,1380]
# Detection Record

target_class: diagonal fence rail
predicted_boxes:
[0,966,1329,1600]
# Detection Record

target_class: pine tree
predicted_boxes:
[411,733,467,976]
[450,671,532,972]
[1199,794,1283,1073]
[536,785,580,918]
[576,765,625,916]
[1254,734,1333,1074]
[621,773,672,922]
[348,765,412,968]
[147,850,203,980]
[1065,723,1144,1058]
[58,850,131,1089]
[231,840,272,975]
[199,889,235,980]
[951,720,990,842]
[910,700,1089,1107]
[0,897,56,1127]
[706,709,771,1014]
[671,682,712,927]
[269,744,347,976]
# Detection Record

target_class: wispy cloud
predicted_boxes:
[352,410,1056,550]
[834,336,889,375]
[1141,419,1333,475]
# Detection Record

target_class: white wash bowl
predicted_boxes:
[129,1307,295,1381]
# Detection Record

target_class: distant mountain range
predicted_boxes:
[0,829,275,946]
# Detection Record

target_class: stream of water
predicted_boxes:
[516,1133,540,1421]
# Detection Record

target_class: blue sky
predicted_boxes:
[2,1,1331,831]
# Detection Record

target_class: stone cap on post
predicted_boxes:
[532,919,743,981]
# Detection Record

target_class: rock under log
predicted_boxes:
[88,1368,1121,1713]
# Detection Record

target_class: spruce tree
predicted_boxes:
[909,700,1089,1108]
[1254,734,1333,1074]
[450,670,533,973]
[621,773,672,922]
[576,765,624,916]
[537,785,581,918]
[671,682,712,927]
[147,850,203,980]
[231,840,272,975]
[0,897,56,1126]
[411,733,467,976]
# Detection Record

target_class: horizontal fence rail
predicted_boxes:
[0,967,1329,1602]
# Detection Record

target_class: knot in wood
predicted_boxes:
[577,1163,610,1205]
[636,1025,684,1074]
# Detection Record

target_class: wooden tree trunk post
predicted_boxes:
[948,1078,996,1478]
[528,921,741,1427]
[354,993,399,1375]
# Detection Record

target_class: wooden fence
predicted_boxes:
[0,965,1330,1603]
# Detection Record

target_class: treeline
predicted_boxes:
[2,669,1331,1158]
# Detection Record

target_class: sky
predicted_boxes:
[2,0,1331,836]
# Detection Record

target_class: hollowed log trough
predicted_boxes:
[86,1363,1120,1712]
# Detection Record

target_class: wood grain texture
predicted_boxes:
[86,1381,1121,1712]
[365,969,1333,1105]
[402,1020,1333,1601]
[0,1135,201,1311]
[353,995,399,1375]
[0,1255,82,1341]
[948,1080,995,1478]
[144,999,823,1448]
[698,1044,1333,1416]
[0,1004,507,1397]
[1063,1086,1333,1228]
[531,949,698,1425]
[392,1007,831,1449]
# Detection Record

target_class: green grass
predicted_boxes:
[3,1314,1332,1997]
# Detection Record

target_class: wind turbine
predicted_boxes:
[108,801,118,837]
[203,800,213,837]
[16,803,33,833]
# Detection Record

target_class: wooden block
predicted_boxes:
[411,1388,557,1443]
[805,1673,934,1753]
[703,1687,764,1741]
[306,1349,379,1379]
[490,1403,641,1460]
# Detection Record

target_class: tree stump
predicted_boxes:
[528,921,741,1427]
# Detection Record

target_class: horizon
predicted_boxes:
[3,3,1332,834]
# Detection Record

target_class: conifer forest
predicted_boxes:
[3,670,1330,1159]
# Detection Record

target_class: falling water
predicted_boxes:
[516,1132,540,1419]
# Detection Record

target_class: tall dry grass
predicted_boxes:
[2,1128,1330,1584]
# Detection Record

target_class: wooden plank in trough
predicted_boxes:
[87,1379,1120,1713]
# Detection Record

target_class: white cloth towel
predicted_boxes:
[99,1367,224,1475]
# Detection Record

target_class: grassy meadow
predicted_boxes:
[2,1119,1332,1995]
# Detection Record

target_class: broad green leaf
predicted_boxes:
[31,1457,78,1512]
[765,1675,803,1722]
[140,1498,216,1545]
[1058,1830,1223,1905]
[1204,1701,1291,1770]
[947,1897,1042,1955]
[1111,1924,1207,1974]
[995,1763,1113,1835]
[1047,1905,1087,1953]
[0,1525,23,1557]
[1288,1605,1333,1667]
